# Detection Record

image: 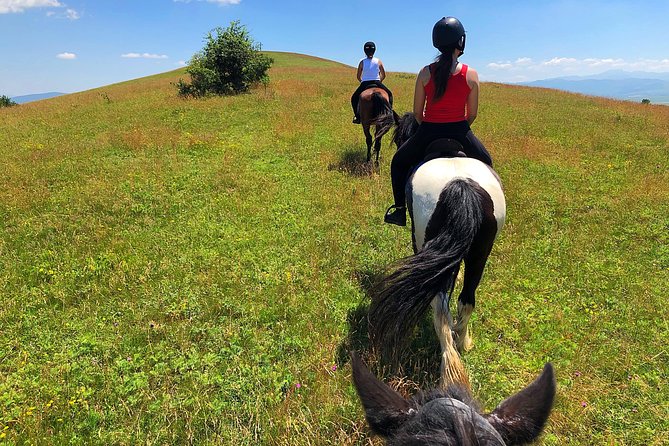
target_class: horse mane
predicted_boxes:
[392,112,419,148]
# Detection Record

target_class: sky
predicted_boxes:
[2,0,669,96]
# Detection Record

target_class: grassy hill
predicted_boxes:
[1,52,667,445]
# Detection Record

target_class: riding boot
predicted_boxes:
[352,116,361,124]
[384,205,406,226]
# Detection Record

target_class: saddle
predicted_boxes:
[422,138,466,162]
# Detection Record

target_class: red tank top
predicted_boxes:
[423,63,471,123]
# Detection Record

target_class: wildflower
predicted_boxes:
[580,401,587,408]
[331,364,337,372]
[295,383,301,389]
[573,371,581,377]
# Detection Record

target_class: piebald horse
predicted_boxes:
[358,88,399,164]
[351,351,556,445]
[369,113,506,386]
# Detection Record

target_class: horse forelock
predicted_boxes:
[391,394,506,446]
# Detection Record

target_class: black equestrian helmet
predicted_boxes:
[432,17,466,52]
[364,41,376,56]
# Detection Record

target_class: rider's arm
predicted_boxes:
[466,67,480,125]
[356,61,363,82]
[413,66,429,124]
[379,60,386,82]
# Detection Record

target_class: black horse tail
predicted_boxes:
[371,92,399,147]
[392,112,419,148]
[369,178,483,360]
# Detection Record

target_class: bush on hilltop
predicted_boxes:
[177,21,273,97]
[0,95,17,107]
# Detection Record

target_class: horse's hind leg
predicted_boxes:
[432,291,469,389]
[363,125,373,162]
[373,129,383,165]
[454,227,496,353]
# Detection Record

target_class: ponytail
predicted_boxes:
[432,46,456,100]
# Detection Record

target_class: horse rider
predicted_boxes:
[384,17,493,226]
[351,41,394,124]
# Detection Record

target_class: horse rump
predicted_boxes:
[368,178,484,361]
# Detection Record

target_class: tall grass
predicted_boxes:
[0,52,667,445]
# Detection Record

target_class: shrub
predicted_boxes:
[641,98,651,104]
[177,21,273,97]
[0,95,17,107]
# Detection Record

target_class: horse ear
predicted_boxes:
[485,363,556,445]
[393,110,401,125]
[350,351,415,437]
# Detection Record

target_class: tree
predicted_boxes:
[177,21,273,97]
[0,95,17,108]
[641,98,651,104]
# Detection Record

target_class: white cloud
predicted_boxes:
[542,57,578,67]
[0,0,62,13]
[487,62,513,70]
[64,8,78,19]
[482,56,669,82]
[56,52,76,59]
[177,60,187,67]
[173,0,241,5]
[515,57,533,66]
[122,53,169,59]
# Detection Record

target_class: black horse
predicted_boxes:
[351,352,556,445]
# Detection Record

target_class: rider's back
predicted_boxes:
[423,64,471,123]
[360,57,381,81]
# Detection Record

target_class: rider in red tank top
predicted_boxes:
[384,17,493,226]
[423,64,471,123]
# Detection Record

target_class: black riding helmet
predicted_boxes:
[432,17,466,53]
[364,41,376,57]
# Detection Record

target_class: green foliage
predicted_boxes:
[641,98,651,104]
[0,94,17,107]
[177,21,273,97]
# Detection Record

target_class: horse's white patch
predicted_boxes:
[410,158,506,250]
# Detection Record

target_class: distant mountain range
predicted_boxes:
[11,92,66,104]
[517,70,669,104]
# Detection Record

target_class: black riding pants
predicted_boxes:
[351,80,394,117]
[390,121,493,207]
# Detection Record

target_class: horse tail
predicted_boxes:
[392,112,419,148]
[369,178,483,359]
[371,92,396,145]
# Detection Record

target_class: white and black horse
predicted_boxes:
[369,113,506,385]
[351,352,556,445]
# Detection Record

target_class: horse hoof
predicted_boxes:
[455,332,474,353]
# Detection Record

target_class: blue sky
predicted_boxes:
[2,0,669,96]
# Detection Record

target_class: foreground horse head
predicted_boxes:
[359,88,400,164]
[351,352,556,445]
[370,112,506,385]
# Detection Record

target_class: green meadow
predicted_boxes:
[1,52,667,445]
